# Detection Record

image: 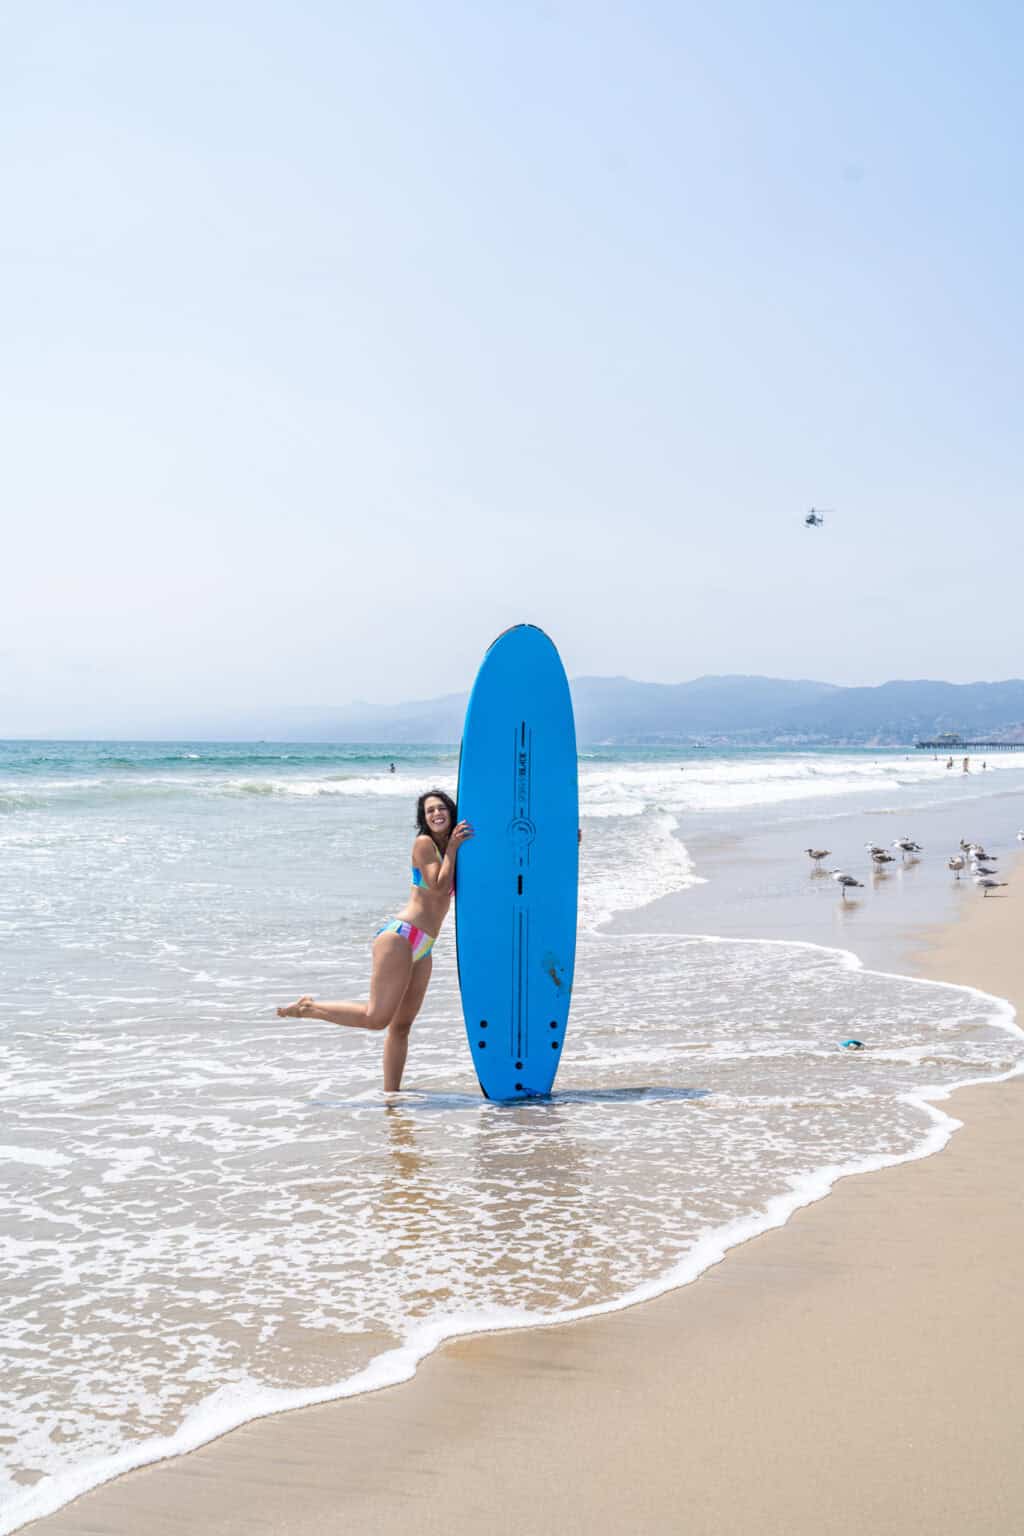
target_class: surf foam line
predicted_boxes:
[765,777,1024,826]
[579,810,706,934]
[4,940,1020,1536]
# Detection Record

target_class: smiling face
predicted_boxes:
[423,796,452,838]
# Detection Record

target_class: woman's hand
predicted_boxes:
[448,820,474,852]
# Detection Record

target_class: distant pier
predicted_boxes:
[915,740,1024,751]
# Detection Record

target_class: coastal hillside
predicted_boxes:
[191,675,1024,746]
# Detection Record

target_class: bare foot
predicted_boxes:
[277,995,315,1018]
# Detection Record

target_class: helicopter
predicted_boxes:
[804,508,829,527]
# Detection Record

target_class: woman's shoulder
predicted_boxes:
[412,834,441,862]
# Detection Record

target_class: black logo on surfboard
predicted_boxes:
[507,816,537,846]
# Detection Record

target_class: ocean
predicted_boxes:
[3,740,1024,1532]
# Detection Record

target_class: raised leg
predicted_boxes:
[277,932,414,1031]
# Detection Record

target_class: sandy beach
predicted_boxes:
[23,865,1023,1536]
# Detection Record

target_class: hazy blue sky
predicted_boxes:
[3,1,1021,733]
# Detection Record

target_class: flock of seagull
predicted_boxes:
[803,832,1024,901]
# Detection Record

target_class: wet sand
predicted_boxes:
[25,875,1024,1536]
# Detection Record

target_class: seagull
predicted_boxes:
[830,871,864,900]
[865,842,887,856]
[971,863,997,878]
[805,848,831,864]
[871,851,897,868]
[893,838,923,858]
[1017,830,1024,842]
[974,876,1008,897]
[966,843,991,859]
[959,838,974,854]
[948,856,965,879]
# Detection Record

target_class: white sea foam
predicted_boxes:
[1,928,1021,1534]
[0,1146,71,1169]
[3,745,1023,821]
[579,809,703,930]
[4,741,1024,1532]
[578,749,1024,819]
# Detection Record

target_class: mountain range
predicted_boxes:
[197,675,1024,746]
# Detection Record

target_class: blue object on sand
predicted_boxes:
[840,1039,865,1050]
[456,625,579,1102]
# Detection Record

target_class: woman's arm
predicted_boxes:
[437,822,472,891]
[413,824,472,894]
[411,835,443,890]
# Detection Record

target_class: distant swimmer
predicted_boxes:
[962,757,970,772]
[389,762,396,773]
[275,790,472,1091]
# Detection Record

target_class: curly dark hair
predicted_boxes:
[415,788,457,839]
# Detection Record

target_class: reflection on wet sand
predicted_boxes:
[373,1109,456,1307]
[469,1098,593,1310]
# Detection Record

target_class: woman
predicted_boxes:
[277,790,472,1091]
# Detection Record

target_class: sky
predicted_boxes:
[2,1,1022,734]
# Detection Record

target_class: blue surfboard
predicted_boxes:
[456,626,579,1101]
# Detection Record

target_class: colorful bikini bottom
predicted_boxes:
[375,919,436,963]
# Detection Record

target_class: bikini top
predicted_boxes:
[412,840,454,895]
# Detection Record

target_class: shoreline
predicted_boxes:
[20,869,1024,1533]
